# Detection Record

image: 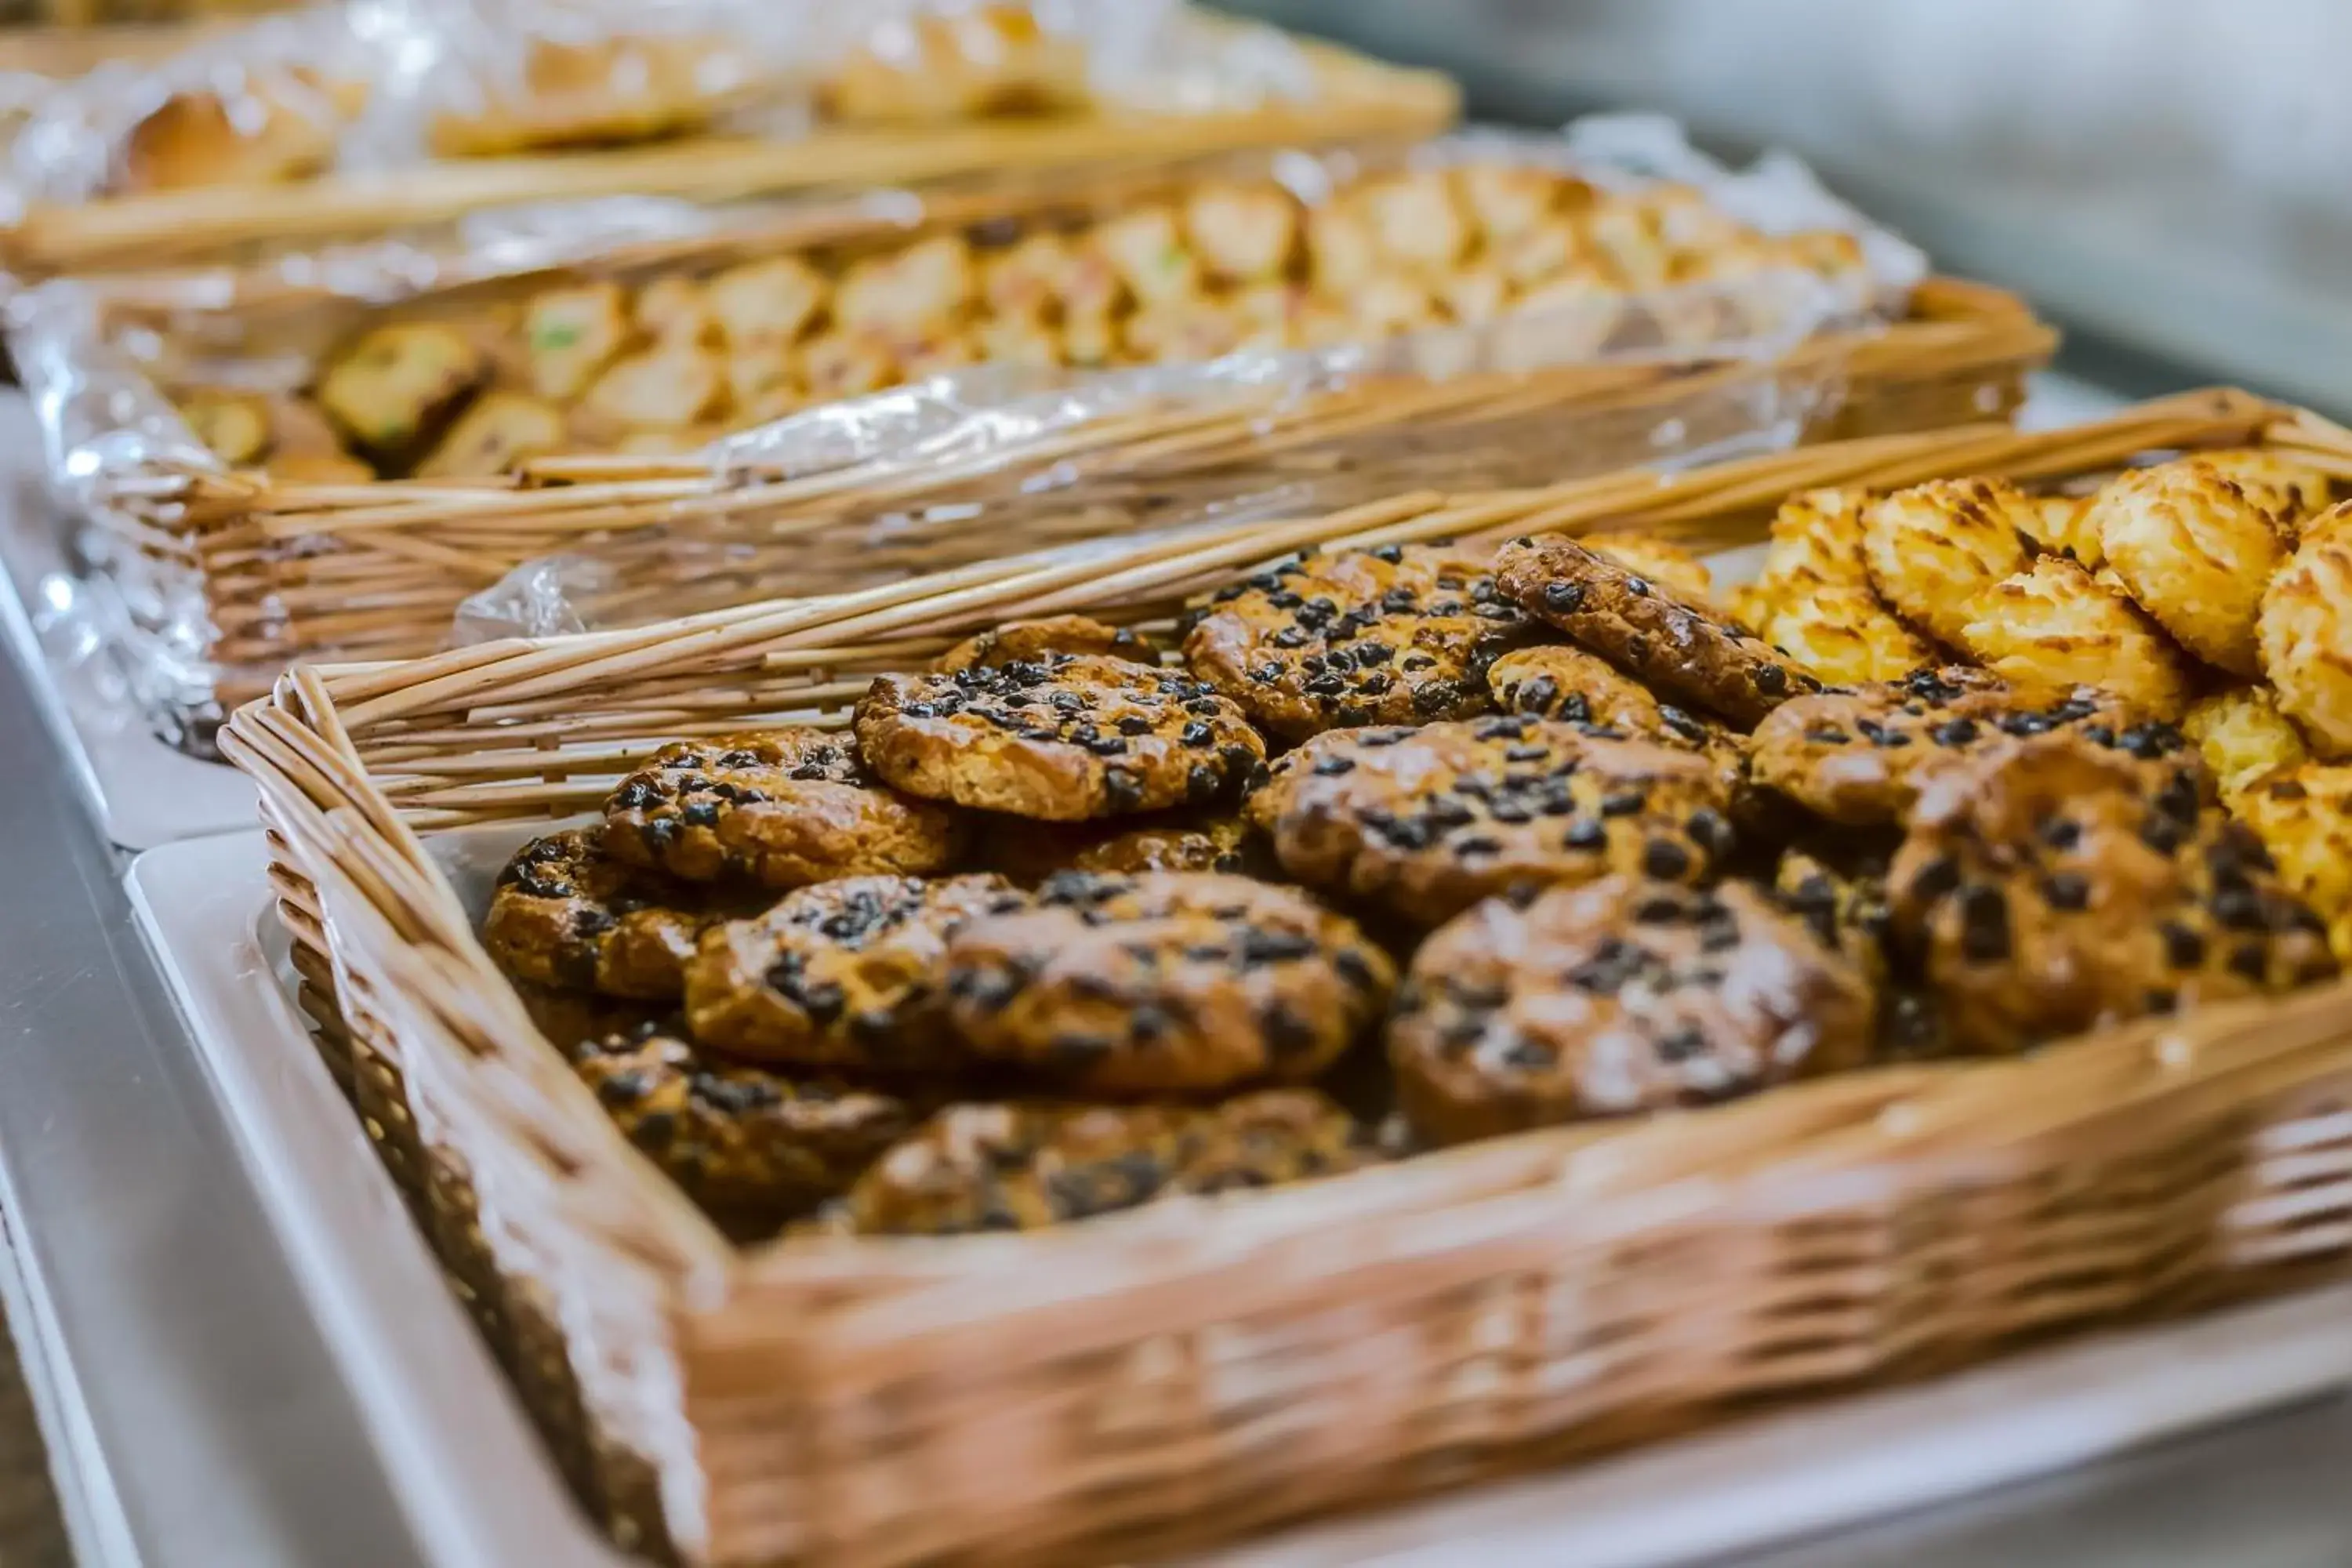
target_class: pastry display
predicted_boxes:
[473,445,2349,1236]
[168,158,1877,480]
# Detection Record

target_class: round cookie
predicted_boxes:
[1585,534,1713,604]
[2259,522,2352,758]
[941,871,1395,1094]
[1486,642,1671,731]
[855,655,1266,821]
[978,811,1264,886]
[2234,765,2352,962]
[685,874,1019,1072]
[2088,459,2284,677]
[1748,667,2171,826]
[1860,477,2033,649]
[1181,543,1535,741]
[1494,533,1819,726]
[1887,733,2335,1055]
[935,615,1152,674]
[604,730,964,887]
[1388,877,1876,1145]
[572,1023,923,1226]
[819,1091,1368,1235]
[1752,577,1937,685]
[1772,849,1893,995]
[2182,688,2308,802]
[1247,715,1738,926]
[484,827,750,1000]
[1958,557,2196,720]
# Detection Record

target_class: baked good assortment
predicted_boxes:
[169,160,1873,481]
[483,461,2352,1233]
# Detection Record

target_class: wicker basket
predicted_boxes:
[222,386,2352,1567]
[0,26,1457,278]
[60,265,2053,748]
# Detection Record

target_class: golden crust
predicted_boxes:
[2259,524,2352,758]
[2195,448,2336,533]
[2089,459,2285,677]
[1761,487,1876,587]
[1958,557,2195,719]
[2181,688,2308,802]
[2014,489,2102,568]
[1755,577,1937,685]
[1583,534,1713,603]
[1861,477,2033,648]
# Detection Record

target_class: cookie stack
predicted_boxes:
[485,477,2351,1240]
[174,159,1870,482]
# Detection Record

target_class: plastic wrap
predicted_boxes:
[1,0,1316,215]
[14,116,1927,752]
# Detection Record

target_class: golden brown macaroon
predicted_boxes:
[1755,577,1940,685]
[1860,477,2034,648]
[2182,688,2309,802]
[2014,489,2103,568]
[2087,459,2285,677]
[1388,877,1875,1145]
[1887,733,2334,1055]
[820,1091,1369,1236]
[2258,516,2352,758]
[1759,487,1876,588]
[1583,534,1715,604]
[2197,448,2336,534]
[942,871,1396,1095]
[314,322,485,460]
[1958,556,2195,719]
[2234,765,2352,961]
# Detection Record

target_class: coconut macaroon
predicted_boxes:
[2089,459,2285,677]
[1959,557,2196,720]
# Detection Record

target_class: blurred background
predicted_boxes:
[1231,0,2352,417]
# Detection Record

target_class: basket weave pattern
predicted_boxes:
[218,387,2352,1566]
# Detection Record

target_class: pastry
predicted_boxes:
[521,282,630,401]
[415,391,568,478]
[942,871,1394,1094]
[1247,716,1738,926]
[2182,688,2309,802]
[1184,544,1536,742]
[1860,477,2033,648]
[821,1091,1367,1235]
[1886,733,2334,1054]
[1958,557,2195,719]
[978,812,1263,885]
[2194,448,2335,534]
[935,615,1153,674]
[1748,667,2165,826]
[572,1024,920,1227]
[483,827,750,1001]
[1388,876,1875,1145]
[2089,459,2285,677]
[2259,516,2352,757]
[603,730,963,887]
[1752,578,1937,685]
[1181,182,1300,285]
[314,322,485,460]
[684,874,1018,1072]
[1494,533,1819,726]
[855,655,1265,822]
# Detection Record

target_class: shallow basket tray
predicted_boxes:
[78,267,2053,745]
[0,27,1458,279]
[214,387,2343,1568]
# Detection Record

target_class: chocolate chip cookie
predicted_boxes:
[941,871,1395,1094]
[820,1091,1370,1235]
[1181,544,1536,741]
[1247,715,1739,926]
[935,615,1153,674]
[1388,877,1876,1145]
[684,874,1019,1073]
[855,655,1266,821]
[1748,667,2178,826]
[485,828,749,1000]
[979,811,1265,886]
[1772,849,1894,996]
[1888,733,2336,1055]
[604,730,964,887]
[1494,533,1819,726]
[572,1023,923,1227]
